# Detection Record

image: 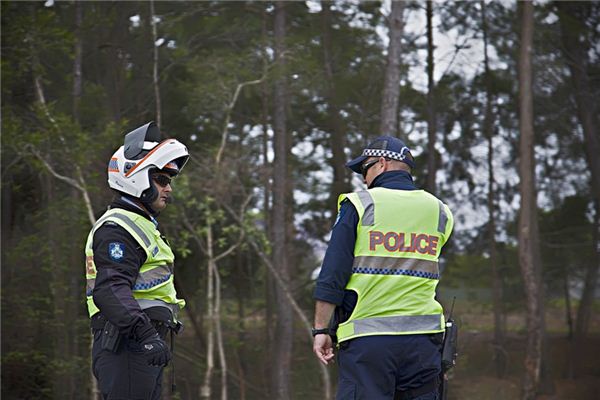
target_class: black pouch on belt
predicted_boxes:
[100,320,122,353]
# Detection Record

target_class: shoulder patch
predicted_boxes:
[109,242,125,262]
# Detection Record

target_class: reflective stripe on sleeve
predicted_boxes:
[352,314,443,335]
[357,191,375,226]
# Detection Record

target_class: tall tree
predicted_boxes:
[380,0,406,136]
[517,2,543,398]
[321,2,351,214]
[481,0,506,379]
[425,0,437,194]
[271,2,293,399]
[73,0,83,122]
[150,0,162,130]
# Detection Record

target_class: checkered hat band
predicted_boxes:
[362,148,408,162]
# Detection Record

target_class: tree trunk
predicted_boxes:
[576,200,600,332]
[379,0,406,136]
[214,255,228,400]
[270,3,293,399]
[235,252,248,400]
[200,222,215,399]
[30,14,71,395]
[425,0,437,194]
[73,0,83,122]
[321,2,351,215]
[261,6,275,354]
[517,2,543,398]
[150,0,162,130]
[482,0,506,379]
[563,272,575,379]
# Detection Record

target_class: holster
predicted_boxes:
[100,320,122,353]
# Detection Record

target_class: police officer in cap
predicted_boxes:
[85,122,189,399]
[312,136,454,400]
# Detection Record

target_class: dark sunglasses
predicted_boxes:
[361,159,379,177]
[152,174,172,187]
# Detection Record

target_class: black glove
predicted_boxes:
[139,333,171,367]
[135,322,171,367]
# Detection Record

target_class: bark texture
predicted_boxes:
[425,0,437,194]
[517,2,543,398]
[271,3,293,399]
[322,2,351,215]
[379,0,406,136]
[482,0,506,379]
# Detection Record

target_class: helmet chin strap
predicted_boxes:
[141,199,159,216]
[120,193,160,217]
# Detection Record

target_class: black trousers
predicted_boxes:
[336,334,442,400]
[92,330,164,400]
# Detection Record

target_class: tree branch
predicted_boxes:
[215,76,267,165]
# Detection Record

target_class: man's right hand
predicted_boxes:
[135,322,171,367]
[313,333,335,365]
[139,333,171,367]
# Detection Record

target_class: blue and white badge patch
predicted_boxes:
[109,242,125,262]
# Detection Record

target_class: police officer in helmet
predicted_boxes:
[85,122,189,399]
[312,136,454,400]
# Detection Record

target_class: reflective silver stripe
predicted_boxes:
[88,263,172,296]
[110,213,151,247]
[137,298,179,318]
[437,201,448,234]
[352,314,442,335]
[91,212,152,249]
[88,214,113,249]
[86,279,95,296]
[133,264,172,290]
[357,191,375,226]
[353,256,439,275]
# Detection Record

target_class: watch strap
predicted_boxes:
[311,327,330,337]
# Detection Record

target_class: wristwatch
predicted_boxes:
[311,327,330,337]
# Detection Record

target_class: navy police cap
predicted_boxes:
[346,135,415,174]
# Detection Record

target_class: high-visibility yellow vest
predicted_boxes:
[336,188,453,343]
[85,208,185,318]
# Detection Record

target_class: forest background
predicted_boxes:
[1,1,599,399]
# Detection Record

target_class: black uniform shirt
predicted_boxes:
[91,196,156,337]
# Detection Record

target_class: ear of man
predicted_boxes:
[386,158,412,173]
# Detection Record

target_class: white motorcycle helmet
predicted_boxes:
[108,122,189,205]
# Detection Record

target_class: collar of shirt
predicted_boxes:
[369,170,416,190]
[110,195,159,228]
